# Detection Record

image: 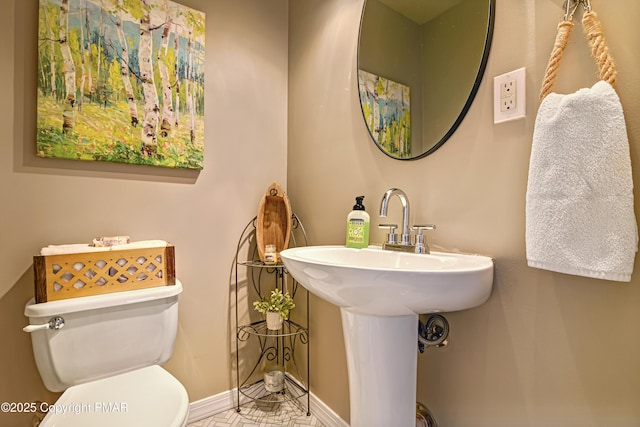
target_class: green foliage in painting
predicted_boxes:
[37,97,204,169]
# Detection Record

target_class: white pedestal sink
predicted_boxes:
[280,245,493,427]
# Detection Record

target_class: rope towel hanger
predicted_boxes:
[539,6,617,100]
[582,11,616,87]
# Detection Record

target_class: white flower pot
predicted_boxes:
[266,312,283,330]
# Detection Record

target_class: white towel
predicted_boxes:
[40,240,169,256]
[526,80,637,282]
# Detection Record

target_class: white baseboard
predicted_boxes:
[307,391,349,427]
[187,389,235,423]
[187,387,349,427]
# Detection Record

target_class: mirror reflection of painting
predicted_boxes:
[358,70,411,158]
[36,0,205,170]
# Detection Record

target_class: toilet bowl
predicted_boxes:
[40,366,188,427]
[23,281,189,427]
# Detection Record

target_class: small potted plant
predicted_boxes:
[253,288,295,330]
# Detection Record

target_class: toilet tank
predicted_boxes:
[24,280,183,392]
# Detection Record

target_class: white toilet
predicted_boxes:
[23,280,189,427]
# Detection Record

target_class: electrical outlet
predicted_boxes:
[501,97,516,112]
[500,80,516,99]
[494,67,526,123]
[500,80,517,112]
[500,79,517,98]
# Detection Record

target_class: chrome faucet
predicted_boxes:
[379,188,435,254]
[380,188,411,245]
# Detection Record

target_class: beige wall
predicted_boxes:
[422,0,489,146]
[3,0,640,426]
[289,0,640,426]
[1,0,287,425]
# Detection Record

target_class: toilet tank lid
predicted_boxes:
[25,280,183,318]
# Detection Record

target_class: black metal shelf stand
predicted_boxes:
[233,214,310,416]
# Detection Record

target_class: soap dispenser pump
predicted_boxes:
[346,196,370,249]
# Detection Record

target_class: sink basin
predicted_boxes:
[279,245,493,316]
[280,245,494,427]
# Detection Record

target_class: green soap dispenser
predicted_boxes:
[346,196,370,248]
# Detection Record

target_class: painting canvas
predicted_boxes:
[37,0,205,170]
[358,70,411,158]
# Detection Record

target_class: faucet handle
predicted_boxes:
[412,224,436,233]
[379,223,398,244]
[412,224,436,254]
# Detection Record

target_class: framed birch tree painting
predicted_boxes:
[37,0,205,170]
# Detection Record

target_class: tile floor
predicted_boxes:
[188,399,325,427]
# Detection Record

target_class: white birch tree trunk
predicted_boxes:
[186,32,195,142]
[173,21,180,127]
[95,3,104,102]
[78,1,87,112]
[43,6,56,98]
[59,0,76,133]
[190,65,196,143]
[158,13,173,137]
[139,1,159,155]
[85,6,93,100]
[115,0,138,126]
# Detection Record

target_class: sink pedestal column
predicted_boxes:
[340,309,418,427]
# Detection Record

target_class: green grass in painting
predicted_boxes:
[37,96,204,169]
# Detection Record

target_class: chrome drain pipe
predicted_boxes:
[418,314,449,352]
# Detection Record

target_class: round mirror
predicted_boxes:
[358,0,495,160]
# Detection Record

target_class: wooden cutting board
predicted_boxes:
[256,182,292,263]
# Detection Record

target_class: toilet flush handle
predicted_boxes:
[23,316,65,333]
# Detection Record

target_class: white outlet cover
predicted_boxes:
[493,67,526,124]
